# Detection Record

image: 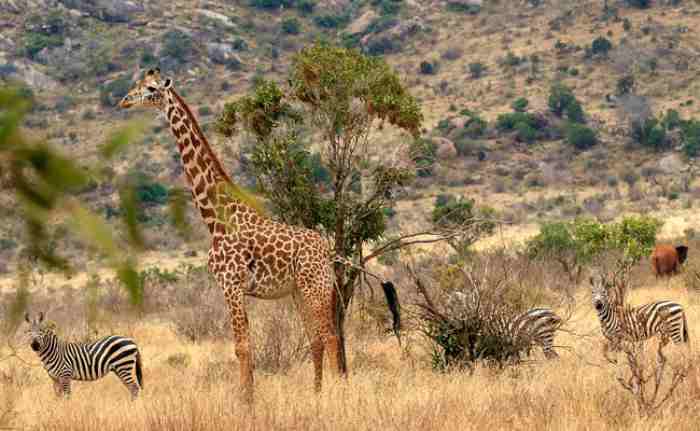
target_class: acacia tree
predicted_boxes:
[216,43,453,369]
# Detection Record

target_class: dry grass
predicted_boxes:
[2,265,700,430]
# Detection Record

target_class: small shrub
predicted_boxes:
[281,18,301,35]
[590,36,613,57]
[419,60,437,75]
[616,75,635,96]
[297,0,316,14]
[566,123,597,150]
[631,118,667,151]
[625,0,650,8]
[313,13,349,29]
[515,122,537,144]
[548,83,577,117]
[198,106,212,116]
[511,97,529,112]
[251,0,294,8]
[468,62,485,79]
[162,30,195,65]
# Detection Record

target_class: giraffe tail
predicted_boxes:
[381,281,401,346]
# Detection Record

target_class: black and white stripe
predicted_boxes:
[447,292,562,359]
[507,308,562,359]
[590,275,689,351]
[25,312,143,399]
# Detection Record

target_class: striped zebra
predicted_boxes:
[447,292,562,359]
[589,274,690,359]
[25,312,143,399]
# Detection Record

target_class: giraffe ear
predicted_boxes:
[163,78,172,89]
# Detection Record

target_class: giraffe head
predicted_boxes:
[119,68,172,110]
[24,311,55,352]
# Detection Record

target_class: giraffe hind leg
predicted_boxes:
[293,291,324,392]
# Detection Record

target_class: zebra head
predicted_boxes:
[590,273,613,314]
[24,312,53,352]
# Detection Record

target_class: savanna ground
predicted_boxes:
[2,244,700,431]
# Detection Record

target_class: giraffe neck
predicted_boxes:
[163,89,260,236]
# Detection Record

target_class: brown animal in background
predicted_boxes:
[651,244,689,277]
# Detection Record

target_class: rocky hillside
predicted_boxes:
[2,0,700,273]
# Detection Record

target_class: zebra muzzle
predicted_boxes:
[31,341,41,351]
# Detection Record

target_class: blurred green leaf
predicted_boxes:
[168,186,192,239]
[116,261,143,306]
[118,184,145,249]
[99,121,146,159]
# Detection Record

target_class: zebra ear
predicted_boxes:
[24,312,30,323]
[38,312,44,323]
[589,276,595,286]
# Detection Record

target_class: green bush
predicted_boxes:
[410,138,437,177]
[515,122,537,144]
[468,62,485,79]
[548,83,577,117]
[496,112,541,131]
[372,0,402,15]
[527,216,661,281]
[162,30,195,64]
[566,123,597,150]
[250,0,294,8]
[313,13,349,29]
[297,0,316,14]
[590,36,612,57]
[419,61,437,75]
[631,118,667,151]
[511,97,529,112]
[136,179,169,206]
[625,0,650,8]
[23,33,63,60]
[99,76,132,107]
[281,18,301,35]
[432,195,475,227]
[460,110,487,138]
[616,75,635,96]
[681,119,700,158]
[565,100,585,123]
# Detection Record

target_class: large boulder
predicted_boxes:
[196,9,236,29]
[206,42,242,66]
[433,137,457,160]
[60,0,144,23]
[657,153,687,175]
[347,9,378,35]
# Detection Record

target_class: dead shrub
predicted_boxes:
[408,253,567,372]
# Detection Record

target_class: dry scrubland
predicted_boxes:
[1,256,700,431]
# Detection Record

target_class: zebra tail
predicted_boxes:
[381,281,401,346]
[684,313,690,345]
[136,351,144,389]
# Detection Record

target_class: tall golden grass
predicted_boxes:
[2,273,700,431]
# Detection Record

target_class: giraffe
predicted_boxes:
[118,68,400,402]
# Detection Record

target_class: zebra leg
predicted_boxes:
[58,376,71,399]
[52,377,62,397]
[115,366,140,400]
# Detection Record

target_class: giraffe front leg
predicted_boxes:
[223,281,254,404]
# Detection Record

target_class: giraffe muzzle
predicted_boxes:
[119,96,134,109]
